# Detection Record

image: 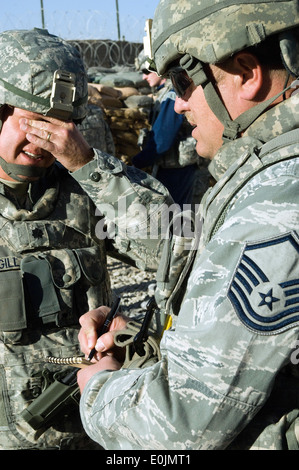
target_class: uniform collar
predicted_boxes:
[0,168,59,220]
[209,94,299,181]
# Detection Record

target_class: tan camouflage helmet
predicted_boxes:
[152,0,299,75]
[151,0,299,140]
[0,28,88,122]
[135,50,148,72]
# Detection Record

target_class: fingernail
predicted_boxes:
[96,339,105,351]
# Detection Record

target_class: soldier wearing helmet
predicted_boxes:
[0,27,171,450]
[133,50,198,208]
[0,27,109,449]
[34,1,299,451]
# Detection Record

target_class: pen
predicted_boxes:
[87,296,121,361]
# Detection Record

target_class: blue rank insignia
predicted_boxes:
[228,233,299,334]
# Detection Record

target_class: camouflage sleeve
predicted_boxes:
[71,149,175,270]
[79,161,299,450]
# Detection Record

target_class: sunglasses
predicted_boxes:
[168,67,193,98]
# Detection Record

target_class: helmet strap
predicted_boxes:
[181,54,298,142]
[0,156,54,182]
[180,54,208,87]
[202,76,298,142]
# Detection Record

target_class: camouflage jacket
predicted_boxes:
[0,165,111,449]
[72,154,174,271]
[77,94,299,450]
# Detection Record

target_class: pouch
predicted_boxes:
[114,320,161,369]
[0,248,26,331]
[21,246,105,327]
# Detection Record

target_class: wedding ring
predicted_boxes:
[46,132,51,142]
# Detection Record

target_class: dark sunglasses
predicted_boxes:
[168,67,193,98]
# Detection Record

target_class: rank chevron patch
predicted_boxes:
[228,233,299,334]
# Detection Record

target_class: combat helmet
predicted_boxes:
[0,28,88,181]
[0,28,88,123]
[149,0,299,141]
[135,20,154,73]
[135,50,149,72]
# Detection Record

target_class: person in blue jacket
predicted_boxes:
[132,68,197,208]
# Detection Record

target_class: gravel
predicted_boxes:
[107,256,156,318]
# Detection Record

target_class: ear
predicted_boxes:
[232,51,263,100]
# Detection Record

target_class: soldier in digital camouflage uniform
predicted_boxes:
[0,28,171,450]
[0,27,107,450]
[23,0,299,451]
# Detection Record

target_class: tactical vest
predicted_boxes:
[155,129,299,326]
[157,118,198,169]
[0,167,110,449]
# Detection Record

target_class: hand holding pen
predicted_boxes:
[77,297,124,392]
[43,297,123,392]
[87,296,121,361]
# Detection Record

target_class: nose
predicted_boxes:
[174,96,190,115]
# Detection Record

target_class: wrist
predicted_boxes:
[68,147,95,172]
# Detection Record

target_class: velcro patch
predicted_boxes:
[228,233,299,334]
[0,256,20,271]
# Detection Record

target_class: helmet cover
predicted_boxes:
[152,0,299,76]
[0,28,88,121]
